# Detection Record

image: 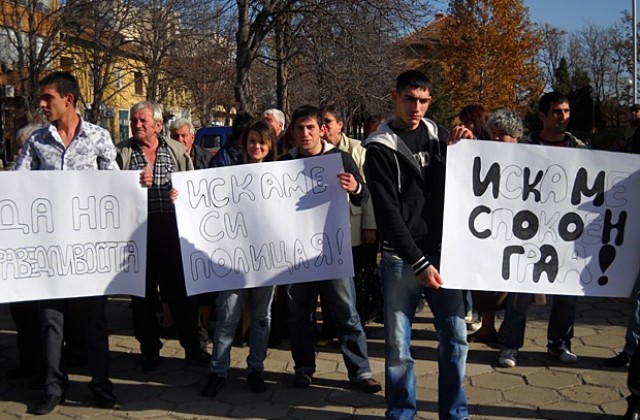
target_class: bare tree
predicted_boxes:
[0,0,70,110]
[172,27,236,125]
[62,0,137,123]
[538,24,567,91]
[233,0,431,117]
[129,0,220,104]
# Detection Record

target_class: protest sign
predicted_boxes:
[172,154,354,295]
[441,141,640,297]
[0,170,148,303]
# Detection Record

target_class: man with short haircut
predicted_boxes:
[15,71,119,415]
[497,91,585,369]
[170,118,213,170]
[279,104,382,394]
[363,70,469,420]
[116,102,209,371]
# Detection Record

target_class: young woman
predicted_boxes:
[201,119,277,398]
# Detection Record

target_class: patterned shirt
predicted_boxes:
[127,137,175,215]
[14,118,118,171]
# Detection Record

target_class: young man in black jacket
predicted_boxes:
[363,71,469,420]
[280,105,382,394]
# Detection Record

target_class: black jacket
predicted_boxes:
[191,144,214,170]
[363,118,448,274]
[279,140,368,208]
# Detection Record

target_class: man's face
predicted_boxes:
[293,116,325,156]
[631,108,640,123]
[322,112,343,145]
[38,85,70,123]
[392,87,431,129]
[539,101,570,134]
[171,125,195,152]
[264,114,283,136]
[130,107,162,143]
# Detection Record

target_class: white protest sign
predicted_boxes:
[441,141,640,297]
[172,154,354,295]
[0,170,147,303]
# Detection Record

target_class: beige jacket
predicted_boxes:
[336,133,376,247]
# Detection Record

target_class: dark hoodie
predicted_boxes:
[363,118,448,275]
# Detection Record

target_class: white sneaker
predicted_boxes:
[548,347,578,364]
[468,320,482,332]
[499,348,517,367]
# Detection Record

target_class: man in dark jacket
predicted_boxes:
[280,105,382,394]
[363,70,469,420]
[170,118,213,170]
[496,92,585,370]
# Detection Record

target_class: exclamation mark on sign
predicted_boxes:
[598,245,616,286]
[336,228,344,264]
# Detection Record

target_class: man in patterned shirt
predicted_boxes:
[14,71,119,415]
[116,102,209,371]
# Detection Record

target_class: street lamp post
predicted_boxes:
[634,0,638,103]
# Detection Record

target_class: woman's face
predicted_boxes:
[247,129,270,163]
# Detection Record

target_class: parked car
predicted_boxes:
[194,126,232,156]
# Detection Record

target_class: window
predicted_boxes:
[114,68,122,90]
[60,57,74,72]
[119,110,129,143]
[134,72,143,95]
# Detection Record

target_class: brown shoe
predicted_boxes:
[354,377,382,394]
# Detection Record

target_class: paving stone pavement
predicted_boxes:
[0,295,632,419]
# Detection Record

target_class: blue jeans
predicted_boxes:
[209,286,275,375]
[287,278,373,382]
[624,285,640,356]
[381,252,468,420]
[498,293,577,351]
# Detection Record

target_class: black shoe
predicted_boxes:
[185,351,210,367]
[141,352,161,372]
[247,370,267,393]
[605,352,631,368]
[623,395,640,420]
[33,393,65,415]
[91,386,119,408]
[294,371,313,388]
[201,374,225,398]
[354,377,382,394]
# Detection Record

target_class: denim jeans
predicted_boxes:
[287,278,373,382]
[209,286,275,375]
[498,293,577,351]
[381,252,468,420]
[623,276,640,356]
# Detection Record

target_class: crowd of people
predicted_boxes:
[5,69,640,420]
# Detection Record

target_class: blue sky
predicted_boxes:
[432,1,630,31]
[524,0,630,31]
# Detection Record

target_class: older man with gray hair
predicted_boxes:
[263,108,289,155]
[116,102,209,372]
[169,118,213,169]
